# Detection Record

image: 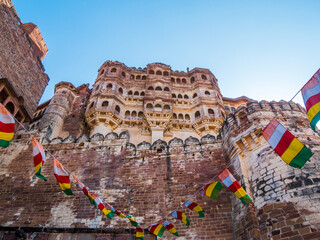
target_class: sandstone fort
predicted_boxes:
[0,0,320,239]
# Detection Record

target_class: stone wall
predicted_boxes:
[2,98,320,239]
[0,0,49,118]
[222,100,320,239]
[0,130,233,239]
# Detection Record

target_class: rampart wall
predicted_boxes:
[0,129,233,240]
[221,100,320,239]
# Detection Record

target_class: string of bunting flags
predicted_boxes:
[0,68,319,239]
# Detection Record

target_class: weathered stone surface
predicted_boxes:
[1,0,320,239]
[0,0,49,119]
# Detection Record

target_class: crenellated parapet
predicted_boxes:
[221,99,314,160]
[13,129,222,157]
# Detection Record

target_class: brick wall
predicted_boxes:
[0,132,233,239]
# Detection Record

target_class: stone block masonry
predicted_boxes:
[0,133,233,239]
[0,0,49,120]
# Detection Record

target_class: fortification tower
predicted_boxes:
[39,82,78,138]
[0,0,49,122]
[85,61,226,144]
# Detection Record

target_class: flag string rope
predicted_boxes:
[6,86,308,233]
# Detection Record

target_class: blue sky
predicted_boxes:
[13,0,320,105]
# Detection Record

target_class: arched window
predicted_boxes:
[119,88,123,94]
[178,94,183,99]
[146,103,153,109]
[173,113,177,119]
[111,68,117,72]
[149,70,155,75]
[176,78,181,84]
[193,93,198,98]
[125,110,130,117]
[140,91,145,96]
[115,105,120,113]
[208,109,214,115]
[171,77,175,83]
[142,76,147,80]
[178,113,183,119]
[190,77,195,84]
[89,102,94,109]
[205,91,210,95]
[130,74,134,79]
[195,111,201,118]
[172,94,176,98]
[156,70,162,75]
[201,74,207,80]
[164,87,170,91]
[122,72,126,78]
[5,102,15,114]
[148,86,154,90]
[134,91,139,96]
[95,85,100,91]
[231,107,235,112]
[107,83,112,89]
[163,71,169,76]
[128,91,133,95]
[131,111,137,117]
[136,75,141,80]
[184,94,189,99]
[102,101,109,107]
[155,86,162,91]
[155,104,162,108]
[182,78,187,84]
[100,69,104,75]
[138,111,143,118]
[185,114,190,120]
[225,106,230,111]
[164,105,170,110]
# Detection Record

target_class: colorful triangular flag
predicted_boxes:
[32,137,47,181]
[91,193,115,219]
[53,158,73,195]
[147,222,166,238]
[0,103,15,148]
[263,118,313,169]
[136,226,144,239]
[184,200,205,217]
[157,220,179,236]
[171,211,190,227]
[73,175,95,206]
[202,181,222,199]
[301,68,320,131]
[218,168,252,205]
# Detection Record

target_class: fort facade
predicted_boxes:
[1,0,320,239]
